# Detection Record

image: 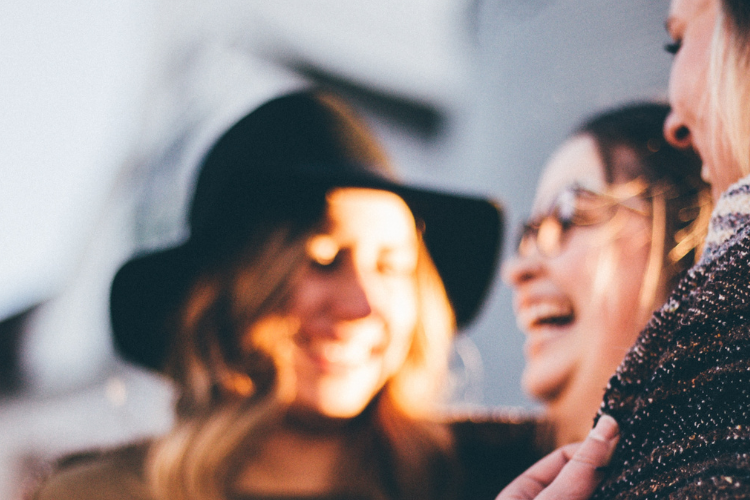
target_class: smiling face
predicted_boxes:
[664,0,743,199]
[279,187,420,419]
[503,135,657,444]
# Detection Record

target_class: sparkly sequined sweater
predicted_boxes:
[594,175,750,499]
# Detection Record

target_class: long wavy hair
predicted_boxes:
[144,93,457,500]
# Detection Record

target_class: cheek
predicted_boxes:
[284,272,320,318]
[594,232,651,339]
[551,237,601,300]
[387,282,418,333]
[525,223,652,402]
[669,41,712,130]
[567,230,649,351]
[522,339,580,401]
[668,55,696,118]
[379,281,418,367]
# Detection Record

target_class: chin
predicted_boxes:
[294,386,377,420]
[522,368,565,403]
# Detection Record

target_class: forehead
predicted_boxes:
[533,135,606,213]
[324,187,417,244]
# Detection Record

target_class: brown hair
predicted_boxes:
[145,93,458,500]
[577,103,711,308]
[147,223,456,500]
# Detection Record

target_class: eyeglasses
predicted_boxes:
[517,179,651,258]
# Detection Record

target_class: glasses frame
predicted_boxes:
[516,178,653,258]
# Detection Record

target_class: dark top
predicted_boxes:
[33,415,548,500]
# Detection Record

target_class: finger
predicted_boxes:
[495,443,581,500]
[535,414,620,500]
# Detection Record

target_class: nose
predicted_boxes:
[331,259,373,321]
[663,110,692,150]
[501,249,545,289]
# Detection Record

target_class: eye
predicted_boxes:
[519,220,539,240]
[535,217,564,256]
[377,250,417,276]
[377,261,398,276]
[311,254,341,272]
[516,219,541,256]
[570,194,613,226]
[664,39,681,55]
[307,235,340,270]
[554,189,578,227]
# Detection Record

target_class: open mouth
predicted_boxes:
[516,302,575,332]
[535,314,574,327]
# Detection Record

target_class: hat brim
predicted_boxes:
[110,170,503,371]
[283,163,505,328]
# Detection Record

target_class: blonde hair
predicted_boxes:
[146,221,457,500]
[709,0,750,178]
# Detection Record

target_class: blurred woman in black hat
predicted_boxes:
[34,90,547,500]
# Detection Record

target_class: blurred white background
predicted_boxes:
[0,0,672,497]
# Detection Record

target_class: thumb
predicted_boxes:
[536,414,620,500]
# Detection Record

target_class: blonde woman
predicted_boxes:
[34,91,546,500]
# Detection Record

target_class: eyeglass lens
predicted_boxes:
[516,184,644,258]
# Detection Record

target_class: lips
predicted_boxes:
[514,299,575,357]
[515,301,574,332]
[295,337,374,374]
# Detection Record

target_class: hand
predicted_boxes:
[496,414,619,500]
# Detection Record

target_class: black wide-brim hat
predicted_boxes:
[111,91,504,371]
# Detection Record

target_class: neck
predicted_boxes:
[545,388,605,447]
[702,173,750,262]
[547,409,591,448]
[284,406,356,434]
[234,414,368,497]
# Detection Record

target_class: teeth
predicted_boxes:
[304,340,371,367]
[323,343,367,364]
[516,302,574,331]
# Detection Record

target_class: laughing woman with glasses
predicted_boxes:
[503,102,711,449]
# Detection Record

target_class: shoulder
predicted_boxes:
[34,442,152,500]
[445,411,551,500]
[594,226,750,497]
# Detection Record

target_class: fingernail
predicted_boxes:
[589,414,619,442]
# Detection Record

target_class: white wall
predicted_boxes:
[0,0,674,496]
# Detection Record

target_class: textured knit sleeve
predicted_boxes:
[593,228,750,499]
